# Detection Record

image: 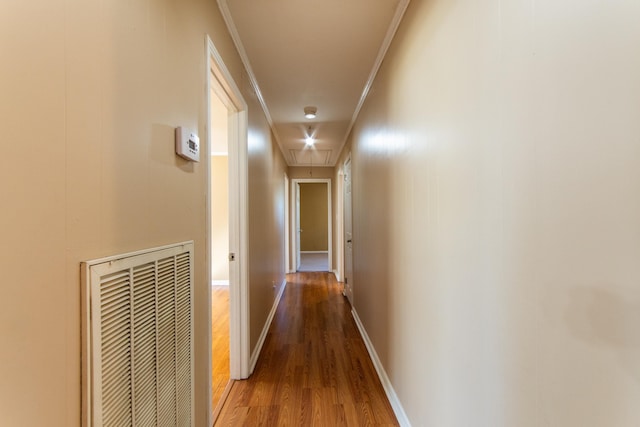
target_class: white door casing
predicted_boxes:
[284,174,290,273]
[205,35,250,426]
[291,178,332,273]
[335,169,345,282]
[343,157,353,304]
[295,182,301,271]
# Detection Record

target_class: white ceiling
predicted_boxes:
[218,0,410,167]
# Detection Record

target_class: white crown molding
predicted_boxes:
[334,0,411,164]
[217,0,410,168]
[217,0,288,163]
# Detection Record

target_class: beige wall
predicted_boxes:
[300,183,328,251]
[0,1,285,426]
[338,0,640,426]
[248,127,287,351]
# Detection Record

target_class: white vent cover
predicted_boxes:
[82,242,194,427]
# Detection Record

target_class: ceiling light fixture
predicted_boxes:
[304,106,317,119]
[305,125,315,146]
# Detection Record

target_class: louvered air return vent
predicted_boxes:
[81,242,194,427]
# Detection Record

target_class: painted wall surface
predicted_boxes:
[0,1,285,425]
[300,183,328,251]
[248,126,287,352]
[339,0,640,426]
[211,155,229,281]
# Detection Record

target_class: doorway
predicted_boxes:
[206,35,250,425]
[291,178,332,273]
[335,168,345,282]
[343,156,354,304]
[209,75,230,415]
[284,174,291,273]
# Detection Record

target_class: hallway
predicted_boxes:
[215,272,398,426]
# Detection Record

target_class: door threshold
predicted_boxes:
[212,379,234,426]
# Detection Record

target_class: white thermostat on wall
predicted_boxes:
[175,127,200,162]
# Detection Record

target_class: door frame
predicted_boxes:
[291,178,332,272]
[342,154,354,304]
[284,173,290,273]
[205,34,250,421]
[335,168,345,282]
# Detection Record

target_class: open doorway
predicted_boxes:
[209,76,230,415]
[335,167,345,282]
[343,156,353,304]
[206,35,250,425]
[284,174,291,273]
[291,179,332,272]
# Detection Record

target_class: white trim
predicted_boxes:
[335,167,345,285]
[249,279,287,372]
[216,0,286,162]
[284,173,290,273]
[206,35,251,420]
[218,0,409,167]
[291,178,332,273]
[342,154,354,304]
[332,269,341,282]
[232,109,251,379]
[351,308,411,427]
[300,251,328,254]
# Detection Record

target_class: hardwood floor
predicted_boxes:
[212,285,231,413]
[215,272,398,426]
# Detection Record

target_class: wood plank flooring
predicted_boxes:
[212,285,231,411]
[215,272,398,426]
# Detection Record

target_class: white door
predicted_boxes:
[295,182,301,271]
[284,174,290,273]
[343,157,354,304]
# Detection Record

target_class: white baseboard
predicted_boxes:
[332,269,341,282]
[300,251,328,254]
[351,308,411,427]
[249,279,287,373]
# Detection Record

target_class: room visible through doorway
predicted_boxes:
[209,71,230,415]
[292,179,332,273]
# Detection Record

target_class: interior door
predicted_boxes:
[343,158,354,304]
[284,174,290,273]
[295,182,301,271]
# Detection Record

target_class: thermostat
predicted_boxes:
[175,127,200,162]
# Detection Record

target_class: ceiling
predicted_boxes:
[218,0,410,167]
